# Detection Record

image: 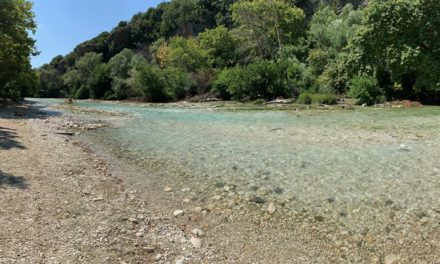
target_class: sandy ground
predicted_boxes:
[1,102,439,264]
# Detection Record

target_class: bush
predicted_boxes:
[162,67,196,100]
[129,64,168,102]
[298,92,312,104]
[311,93,338,105]
[212,60,289,101]
[298,92,338,105]
[212,67,240,100]
[348,75,383,105]
[75,85,90,99]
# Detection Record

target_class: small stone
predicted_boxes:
[273,187,284,194]
[128,217,139,224]
[92,196,104,202]
[193,206,203,213]
[314,215,324,222]
[399,144,409,151]
[182,187,191,192]
[213,195,221,201]
[164,187,173,192]
[192,228,204,237]
[183,198,190,203]
[420,217,429,225]
[173,210,184,217]
[175,257,185,264]
[268,203,277,215]
[215,182,225,188]
[249,196,267,204]
[155,254,162,261]
[145,246,156,253]
[189,237,202,248]
[385,254,401,264]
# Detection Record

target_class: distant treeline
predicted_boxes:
[2,0,440,105]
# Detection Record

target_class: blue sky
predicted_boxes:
[31,0,164,68]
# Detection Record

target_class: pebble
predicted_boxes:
[249,196,267,204]
[175,257,185,264]
[399,144,409,151]
[192,228,204,237]
[183,198,190,203]
[268,203,277,215]
[145,246,156,253]
[173,210,184,217]
[164,187,173,192]
[155,254,162,261]
[193,206,203,213]
[182,187,191,192]
[385,254,401,264]
[189,237,202,248]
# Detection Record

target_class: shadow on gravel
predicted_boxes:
[0,126,25,150]
[0,99,61,120]
[0,170,27,189]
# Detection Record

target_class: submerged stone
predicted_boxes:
[249,196,267,204]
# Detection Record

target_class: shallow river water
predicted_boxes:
[31,99,440,238]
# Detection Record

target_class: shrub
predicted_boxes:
[129,64,168,102]
[75,85,90,99]
[311,93,338,105]
[298,92,337,105]
[162,67,196,100]
[213,60,289,101]
[298,92,312,104]
[212,67,241,100]
[348,75,383,105]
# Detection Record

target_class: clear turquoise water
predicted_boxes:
[31,99,440,219]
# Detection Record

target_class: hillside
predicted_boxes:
[36,0,440,104]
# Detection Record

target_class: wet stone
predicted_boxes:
[249,196,267,204]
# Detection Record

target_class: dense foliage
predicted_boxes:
[34,0,440,104]
[0,0,37,100]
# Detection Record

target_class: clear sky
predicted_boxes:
[31,0,164,68]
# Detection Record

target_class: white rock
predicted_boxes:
[164,186,173,192]
[213,195,221,201]
[385,254,401,264]
[181,187,191,192]
[189,237,202,248]
[193,206,202,213]
[192,228,204,237]
[183,198,190,203]
[268,202,277,215]
[155,254,162,261]
[399,144,409,151]
[173,210,184,217]
[175,257,185,264]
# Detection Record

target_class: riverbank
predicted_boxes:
[1,101,440,263]
[0,102,332,263]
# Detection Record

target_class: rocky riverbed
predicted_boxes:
[1,101,440,263]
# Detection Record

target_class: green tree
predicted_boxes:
[161,36,208,72]
[0,0,37,99]
[231,0,305,60]
[129,64,167,102]
[350,0,440,101]
[198,26,239,68]
[307,4,363,93]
